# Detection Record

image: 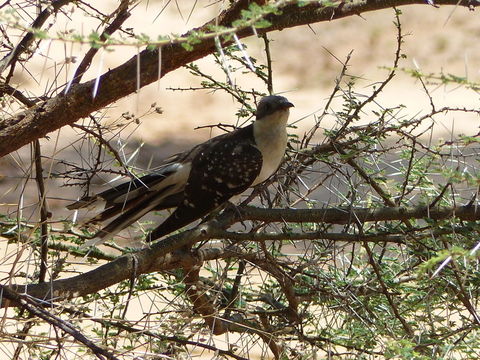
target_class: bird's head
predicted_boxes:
[255,95,294,120]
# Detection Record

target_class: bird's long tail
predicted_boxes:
[69,163,190,248]
[80,185,180,248]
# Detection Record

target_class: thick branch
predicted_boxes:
[1,203,477,309]
[0,0,476,157]
[234,204,480,224]
[1,225,211,308]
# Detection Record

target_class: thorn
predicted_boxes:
[233,33,255,72]
[19,194,24,221]
[39,39,52,85]
[214,36,233,86]
[72,207,79,225]
[92,48,105,99]
[470,241,480,256]
[431,256,451,278]
[64,59,81,94]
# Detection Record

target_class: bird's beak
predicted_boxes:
[281,101,294,109]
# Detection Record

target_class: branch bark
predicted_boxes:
[1,203,478,309]
[233,203,480,224]
[1,225,211,308]
[0,0,476,157]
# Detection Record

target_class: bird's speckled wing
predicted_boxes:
[148,125,262,241]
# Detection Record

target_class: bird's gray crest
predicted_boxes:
[255,95,294,120]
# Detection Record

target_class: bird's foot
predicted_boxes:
[223,201,248,231]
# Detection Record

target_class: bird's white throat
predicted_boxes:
[252,109,289,185]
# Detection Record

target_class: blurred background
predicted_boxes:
[1,2,480,359]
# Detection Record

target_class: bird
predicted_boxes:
[68,95,294,248]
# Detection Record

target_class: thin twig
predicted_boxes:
[262,34,273,95]
[0,286,119,360]
[363,240,414,336]
[33,140,49,283]
[0,0,74,77]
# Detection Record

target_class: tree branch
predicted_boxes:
[1,203,477,309]
[233,204,480,224]
[1,225,211,308]
[0,285,118,360]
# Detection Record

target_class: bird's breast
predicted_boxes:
[252,122,288,186]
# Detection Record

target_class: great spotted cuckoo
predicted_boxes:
[68,95,294,247]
